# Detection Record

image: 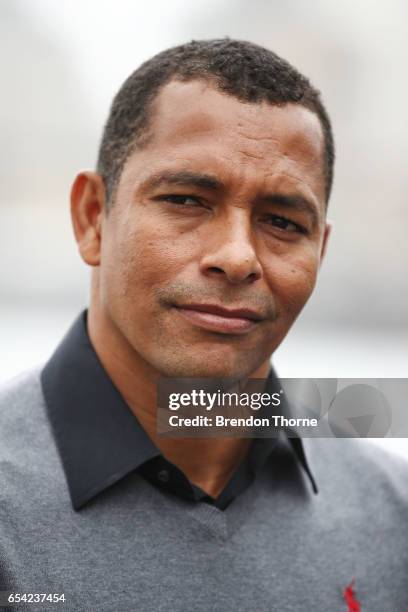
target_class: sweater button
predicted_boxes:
[158,469,169,483]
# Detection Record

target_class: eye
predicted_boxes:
[159,194,202,207]
[262,214,306,234]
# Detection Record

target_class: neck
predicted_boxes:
[87,298,271,498]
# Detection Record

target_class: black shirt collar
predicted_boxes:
[41,310,317,510]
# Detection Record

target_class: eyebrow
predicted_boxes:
[140,170,222,192]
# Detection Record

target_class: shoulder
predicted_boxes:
[304,436,408,475]
[0,368,46,446]
[0,367,44,412]
[0,367,64,503]
[304,437,408,512]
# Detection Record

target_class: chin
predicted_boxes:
[155,350,262,380]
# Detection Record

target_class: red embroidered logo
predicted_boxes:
[343,578,361,611]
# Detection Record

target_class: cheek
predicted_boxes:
[264,248,320,317]
[101,216,198,298]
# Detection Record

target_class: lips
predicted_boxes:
[173,303,264,334]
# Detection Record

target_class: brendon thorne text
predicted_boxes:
[168,415,318,428]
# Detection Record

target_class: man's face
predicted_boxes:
[97,79,329,378]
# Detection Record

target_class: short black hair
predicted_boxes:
[97,38,335,208]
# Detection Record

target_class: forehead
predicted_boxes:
[125,79,326,202]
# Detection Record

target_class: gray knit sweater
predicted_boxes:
[1,370,407,611]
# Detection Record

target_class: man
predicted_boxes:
[1,39,407,611]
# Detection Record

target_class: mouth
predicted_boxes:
[173,303,264,335]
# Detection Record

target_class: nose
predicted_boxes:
[200,209,263,284]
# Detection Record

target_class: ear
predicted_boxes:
[70,171,106,266]
[319,219,332,265]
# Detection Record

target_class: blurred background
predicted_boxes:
[1,0,407,456]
